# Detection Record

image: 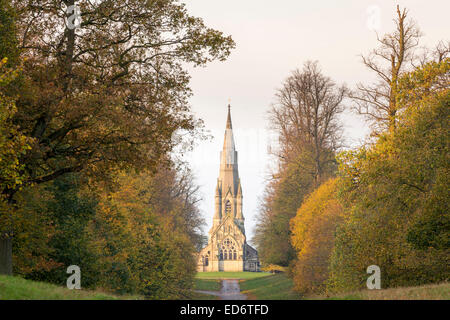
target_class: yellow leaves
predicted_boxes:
[397,58,450,112]
[290,178,346,294]
[291,178,341,249]
[0,59,31,192]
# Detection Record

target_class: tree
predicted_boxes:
[138,161,204,249]
[328,59,449,292]
[10,0,234,188]
[254,61,346,267]
[0,0,19,67]
[254,158,314,266]
[290,178,345,295]
[270,61,346,186]
[27,174,101,286]
[91,165,203,297]
[1,0,234,274]
[12,159,204,297]
[0,58,31,274]
[0,0,32,275]
[350,5,421,131]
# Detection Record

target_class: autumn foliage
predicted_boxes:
[253,61,345,267]
[0,0,233,296]
[260,6,449,296]
[327,59,449,292]
[290,178,345,295]
[12,165,204,298]
[288,58,449,295]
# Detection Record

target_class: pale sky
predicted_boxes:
[181,1,450,243]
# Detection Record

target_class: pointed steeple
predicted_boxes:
[221,104,237,166]
[216,102,244,224]
[226,104,232,129]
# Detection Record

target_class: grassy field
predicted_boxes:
[195,271,272,280]
[190,278,221,300]
[0,275,141,300]
[321,282,450,300]
[194,278,221,291]
[188,291,220,300]
[5,273,444,300]
[239,273,449,300]
[240,273,300,300]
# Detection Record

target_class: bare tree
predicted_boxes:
[269,61,346,186]
[143,161,205,249]
[351,5,422,131]
[417,40,450,66]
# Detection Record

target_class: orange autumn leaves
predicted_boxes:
[289,59,449,295]
[290,178,345,295]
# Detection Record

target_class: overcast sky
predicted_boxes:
[181,1,450,243]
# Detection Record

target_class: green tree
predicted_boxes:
[26,174,100,287]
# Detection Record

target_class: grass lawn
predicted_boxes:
[0,275,141,300]
[194,278,221,291]
[190,278,221,300]
[240,273,300,300]
[188,291,220,300]
[320,282,450,300]
[195,271,272,280]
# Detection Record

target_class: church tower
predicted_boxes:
[198,104,259,272]
[213,105,245,232]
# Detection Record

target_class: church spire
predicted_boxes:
[218,102,240,211]
[213,102,245,231]
[226,104,232,129]
[221,104,236,166]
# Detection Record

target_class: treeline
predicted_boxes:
[0,0,234,298]
[13,165,203,298]
[254,6,449,295]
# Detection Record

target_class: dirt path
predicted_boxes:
[196,279,247,300]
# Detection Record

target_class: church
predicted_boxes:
[197,105,260,272]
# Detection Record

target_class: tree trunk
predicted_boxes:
[0,237,12,275]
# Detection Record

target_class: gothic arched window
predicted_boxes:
[205,256,209,266]
[225,200,231,215]
[221,237,237,261]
